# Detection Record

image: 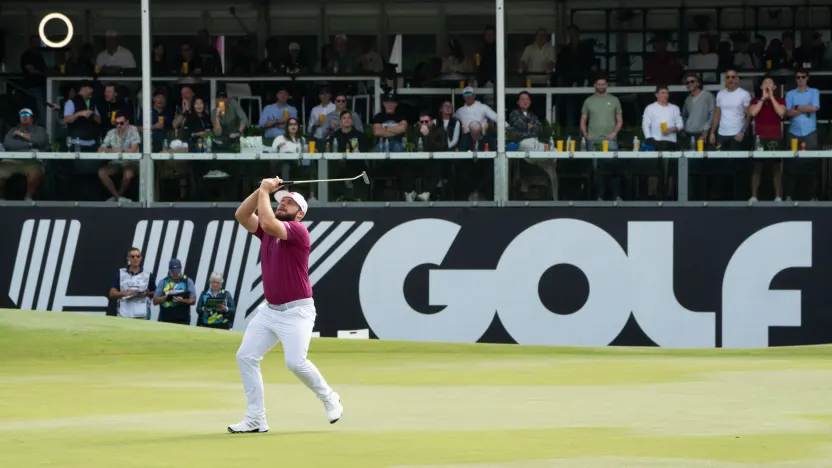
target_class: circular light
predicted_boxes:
[39,13,74,49]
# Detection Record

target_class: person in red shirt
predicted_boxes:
[749,76,787,202]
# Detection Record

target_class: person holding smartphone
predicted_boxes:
[152,259,196,325]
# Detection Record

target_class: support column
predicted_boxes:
[494,0,508,204]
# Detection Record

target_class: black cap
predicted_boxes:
[381,93,397,102]
[79,80,95,90]
[217,90,227,98]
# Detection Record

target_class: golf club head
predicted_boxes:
[361,171,370,185]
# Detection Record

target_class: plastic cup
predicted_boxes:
[557,140,564,152]
[602,140,609,152]
[697,139,704,152]
[791,138,799,151]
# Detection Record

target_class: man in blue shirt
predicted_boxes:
[259,87,298,139]
[785,68,821,200]
[785,68,820,149]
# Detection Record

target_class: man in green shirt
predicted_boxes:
[580,75,624,200]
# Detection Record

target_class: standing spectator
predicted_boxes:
[454,87,498,134]
[322,94,363,141]
[580,75,623,201]
[710,68,752,151]
[151,42,174,76]
[152,259,197,326]
[260,87,298,140]
[108,247,156,320]
[64,80,101,152]
[477,25,497,86]
[19,35,47,125]
[644,33,683,86]
[95,31,137,75]
[97,83,132,140]
[404,111,447,202]
[372,94,408,152]
[0,108,47,201]
[98,111,140,202]
[333,34,357,74]
[195,29,222,75]
[212,91,248,151]
[308,87,336,141]
[510,92,558,200]
[749,75,787,203]
[681,73,715,147]
[441,39,473,75]
[556,25,595,88]
[177,42,203,75]
[785,68,821,200]
[642,85,684,149]
[196,272,236,330]
[518,28,555,85]
[437,101,461,150]
[282,42,307,74]
[688,34,719,84]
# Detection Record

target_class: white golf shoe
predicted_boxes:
[323,392,343,424]
[227,416,269,433]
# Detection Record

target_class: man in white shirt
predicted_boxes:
[518,28,555,85]
[642,85,684,150]
[454,87,498,134]
[95,31,137,75]
[709,68,752,151]
[307,87,336,141]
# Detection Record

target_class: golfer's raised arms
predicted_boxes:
[256,178,289,240]
[235,189,260,234]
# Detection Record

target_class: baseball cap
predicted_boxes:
[216,90,227,98]
[274,190,308,214]
[169,259,183,273]
[381,93,397,102]
[288,42,301,51]
[19,108,33,117]
[462,86,474,95]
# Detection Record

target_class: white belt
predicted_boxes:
[267,297,314,311]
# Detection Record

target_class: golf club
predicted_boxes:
[281,171,370,186]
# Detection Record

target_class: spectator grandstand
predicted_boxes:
[1,0,831,204]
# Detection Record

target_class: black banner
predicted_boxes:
[0,206,829,348]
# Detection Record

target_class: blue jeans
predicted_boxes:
[589,139,622,200]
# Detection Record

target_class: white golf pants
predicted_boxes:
[235,299,333,420]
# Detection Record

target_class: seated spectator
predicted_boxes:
[458,120,496,152]
[282,42,307,74]
[417,112,449,152]
[196,272,236,330]
[272,117,307,153]
[457,121,495,201]
[177,41,203,75]
[98,111,140,202]
[441,39,474,75]
[327,110,369,152]
[260,87,297,139]
[436,101,461,149]
[372,94,407,152]
[151,42,175,76]
[211,91,248,151]
[333,34,357,74]
[95,31,137,75]
[749,76,786,203]
[182,97,213,150]
[509,92,558,200]
[0,108,47,201]
[308,87,336,141]
[455,87,497,134]
[172,86,196,135]
[322,94,363,142]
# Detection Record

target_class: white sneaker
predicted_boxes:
[749,196,758,203]
[227,416,269,433]
[107,196,118,202]
[118,196,132,203]
[203,170,230,179]
[416,192,431,202]
[323,392,343,424]
[774,196,782,202]
[404,191,416,202]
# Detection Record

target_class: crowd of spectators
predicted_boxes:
[0,25,830,203]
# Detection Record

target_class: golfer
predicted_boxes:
[228,176,342,434]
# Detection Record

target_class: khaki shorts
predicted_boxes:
[0,159,44,179]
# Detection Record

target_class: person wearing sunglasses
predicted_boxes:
[108,247,156,320]
[784,68,821,200]
[709,68,752,151]
[681,74,715,149]
[98,111,140,202]
[0,108,48,201]
[321,94,363,142]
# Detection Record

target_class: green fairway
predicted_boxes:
[2,309,832,467]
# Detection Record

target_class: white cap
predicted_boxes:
[462,86,474,95]
[19,108,34,116]
[274,190,308,214]
[288,42,300,51]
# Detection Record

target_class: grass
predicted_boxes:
[2,308,832,467]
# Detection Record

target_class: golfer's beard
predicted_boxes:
[276,211,295,221]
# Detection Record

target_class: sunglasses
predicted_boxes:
[796,75,808,79]
[419,119,431,124]
[19,113,32,118]
[116,120,126,126]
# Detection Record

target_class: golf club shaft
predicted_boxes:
[282,176,359,185]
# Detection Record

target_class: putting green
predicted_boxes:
[2,309,832,467]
